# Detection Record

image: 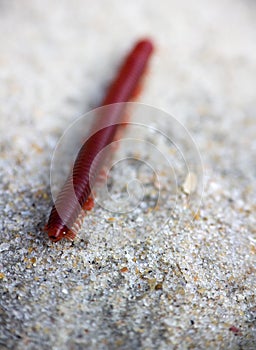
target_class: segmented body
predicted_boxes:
[46,39,154,242]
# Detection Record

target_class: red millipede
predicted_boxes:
[45,39,154,242]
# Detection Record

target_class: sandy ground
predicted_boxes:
[0,1,255,349]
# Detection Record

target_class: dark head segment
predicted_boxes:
[47,226,69,242]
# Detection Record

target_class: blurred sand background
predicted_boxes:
[0,1,255,349]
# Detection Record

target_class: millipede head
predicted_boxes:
[47,225,75,242]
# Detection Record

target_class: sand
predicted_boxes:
[0,1,255,349]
